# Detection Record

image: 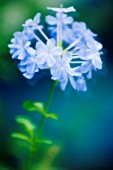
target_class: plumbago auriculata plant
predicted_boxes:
[8,5,103,170]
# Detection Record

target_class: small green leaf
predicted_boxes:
[38,139,52,145]
[23,100,45,114]
[11,133,30,143]
[33,102,44,111]
[46,113,59,120]
[23,100,38,111]
[16,116,36,134]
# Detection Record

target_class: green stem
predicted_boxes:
[36,81,56,139]
[25,81,56,170]
[26,149,34,170]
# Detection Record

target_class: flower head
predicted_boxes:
[8,5,103,91]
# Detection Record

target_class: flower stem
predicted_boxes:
[36,81,56,139]
[26,81,56,170]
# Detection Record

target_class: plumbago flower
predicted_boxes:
[8,6,103,91]
[35,38,62,67]
[51,52,81,90]
[8,32,31,60]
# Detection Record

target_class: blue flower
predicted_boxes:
[76,76,87,91]
[8,32,31,60]
[46,13,74,43]
[36,38,62,67]
[46,13,73,26]
[72,22,96,40]
[18,48,40,79]
[50,52,81,90]
[23,13,42,31]
[47,6,76,13]
[79,42,102,79]
[69,22,97,50]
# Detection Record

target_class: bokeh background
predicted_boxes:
[0,0,113,169]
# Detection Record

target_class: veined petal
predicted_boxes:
[8,44,20,49]
[60,79,68,91]
[18,50,26,60]
[36,41,46,50]
[12,49,20,59]
[47,55,56,67]
[24,41,31,47]
[47,38,56,48]
[87,70,92,79]
[59,69,68,81]
[69,76,76,89]
[92,56,102,69]
[81,62,91,73]
[26,47,36,56]
[34,13,41,23]
[63,16,74,24]
[45,15,57,25]
[36,54,47,65]
[50,47,62,55]
[26,62,36,74]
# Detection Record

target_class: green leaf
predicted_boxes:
[46,113,59,120]
[11,133,30,143]
[16,116,36,134]
[38,139,52,145]
[23,100,45,114]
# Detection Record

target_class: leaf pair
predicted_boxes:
[11,116,36,145]
[23,100,58,120]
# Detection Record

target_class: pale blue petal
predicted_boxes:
[63,16,73,24]
[34,13,41,23]
[26,62,36,74]
[60,79,68,91]
[76,77,87,91]
[45,15,57,25]
[87,70,92,79]
[81,62,91,73]
[92,56,102,69]
[26,47,36,56]
[23,73,34,79]
[47,38,56,48]
[47,55,56,67]
[69,76,76,89]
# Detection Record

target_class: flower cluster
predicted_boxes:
[8,6,103,91]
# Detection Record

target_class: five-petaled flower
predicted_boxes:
[8,32,31,60]
[36,38,62,67]
[50,52,81,90]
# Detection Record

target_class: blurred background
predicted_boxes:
[0,0,113,169]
